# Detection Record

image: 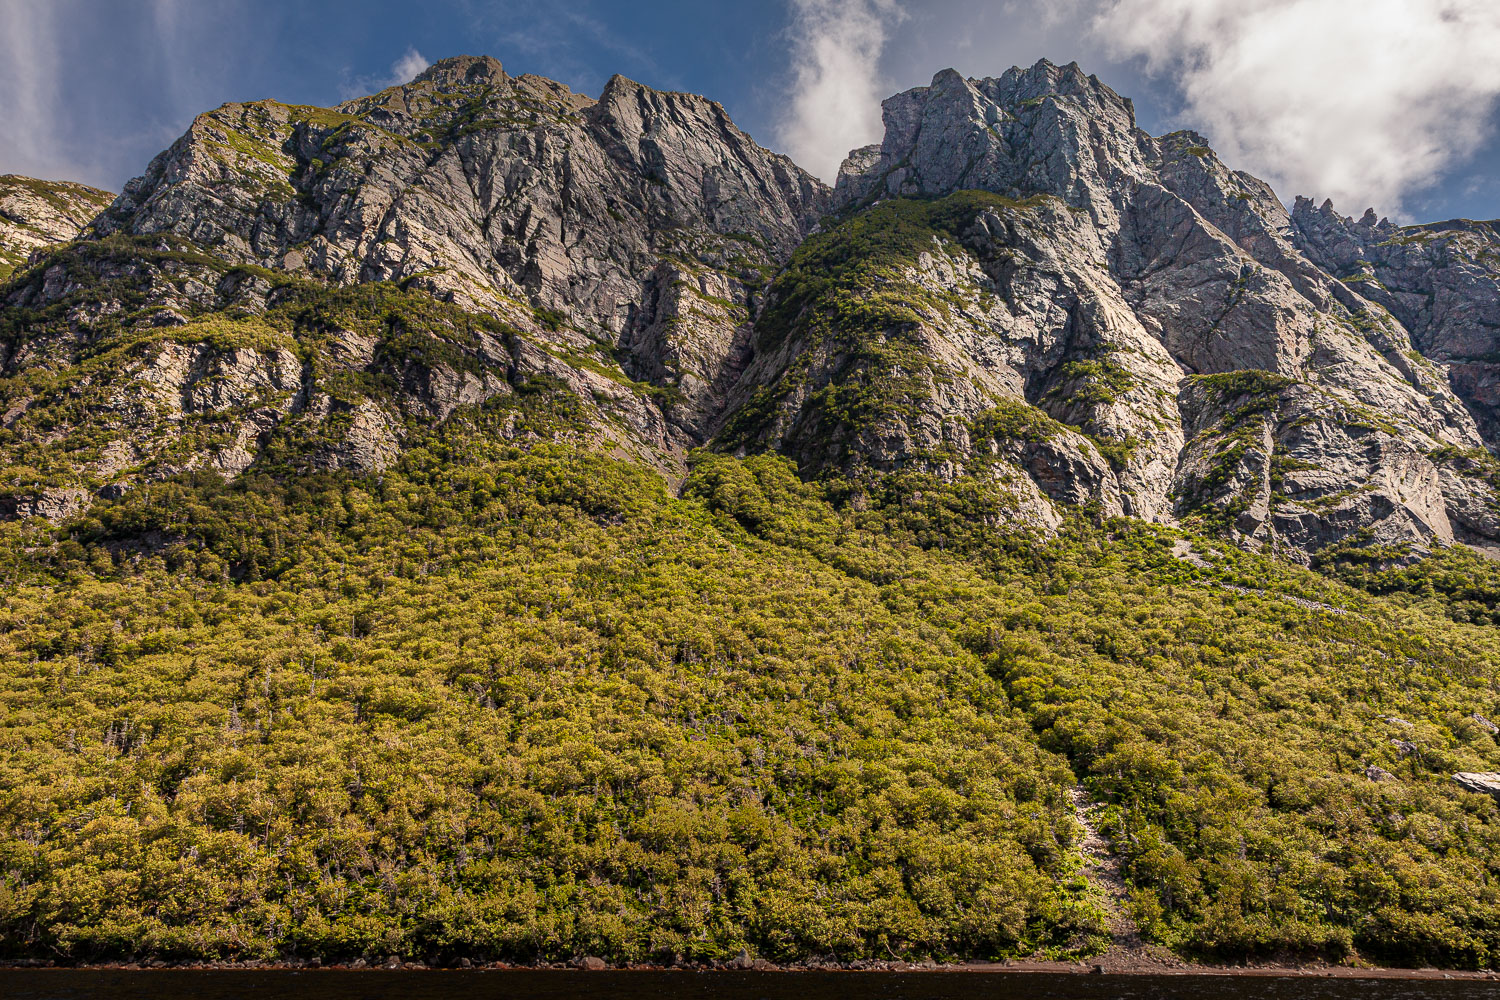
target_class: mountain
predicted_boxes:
[2,56,1500,970]
[1292,199,1500,448]
[0,55,828,522]
[9,59,1500,562]
[0,175,114,281]
[727,63,1500,558]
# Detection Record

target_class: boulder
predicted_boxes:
[1453,772,1500,800]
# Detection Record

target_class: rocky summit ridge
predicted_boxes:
[3,55,1500,563]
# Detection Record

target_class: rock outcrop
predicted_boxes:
[0,175,114,279]
[718,60,1500,556]
[0,57,829,514]
[3,54,1500,565]
[90,55,827,448]
[1292,200,1500,448]
[1453,772,1500,801]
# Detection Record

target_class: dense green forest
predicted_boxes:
[1,375,1499,967]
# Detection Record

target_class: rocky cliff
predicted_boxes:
[0,175,114,280]
[3,55,1500,564]
[1292,199,1500,448]
[720,61,1500,558]
[0,56,827,522]
[91,55,827,442]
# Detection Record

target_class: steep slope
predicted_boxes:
[3,52,1500,972]
[93,55,828,440]
[0,57,828,521]
[718,62,1499,560]
[0,175,113,280]
[2,433,1499,968]
[1292,200,1500,449]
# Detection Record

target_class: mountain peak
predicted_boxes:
[413,54,506,90]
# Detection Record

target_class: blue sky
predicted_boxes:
[2,0,1497,223]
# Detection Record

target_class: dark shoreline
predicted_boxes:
[2,959,1497,980]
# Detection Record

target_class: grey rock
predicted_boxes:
[1292,200,1500,443]
[728,59,1500,554]
[6,54,1500,564]
[0,487,92,522]
[1453,772,1500,800]
[91,55,828,454]
[1364,765,1397,783]
[0,175,114,279]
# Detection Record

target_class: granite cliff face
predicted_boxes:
[3,55,1500,563]
[0,175,114,280]
[724,61,1500,558]
[1292,200,1500,447]
[91,55,826,445]
[0,57,827,522]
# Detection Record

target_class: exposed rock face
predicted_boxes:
[1292,200,1500,448]
[0,57,829,516]
[720,60,1500,555]
[91,55,826,448]
[3,54,1500,565]
[1453,772,1500,801]
[0,237,700,512]
[0,175,114,279]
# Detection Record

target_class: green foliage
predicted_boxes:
[973,399,1068,445]
[1315,535,1500,627]
[1190,371,1295,399]
[531,306,568,332]
[752,192,1024,353]
[0,425,1497,966]
[687,457,1500,967]
[719,192,1054,461]
[0,437,1109,966]
[1051,352,1137,409]
[0,241,527,497]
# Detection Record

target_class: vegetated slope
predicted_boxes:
[2,53,1500,970]
[0,402,1498,966]
[0,235,700,523]
[0,175,114,281]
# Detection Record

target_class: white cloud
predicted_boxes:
[389,47,431,87]
[340,47,431,101]
[777,0,907,183]
[1093,0,1500,217]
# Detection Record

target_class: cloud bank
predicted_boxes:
[778,0,906,183]
[1096,0,1500,217]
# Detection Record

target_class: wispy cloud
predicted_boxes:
[777,0,907,183]
[0,1,64,180]
[339,47,431,101]
[0,0,255,189]
[1094,0,1500,217]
